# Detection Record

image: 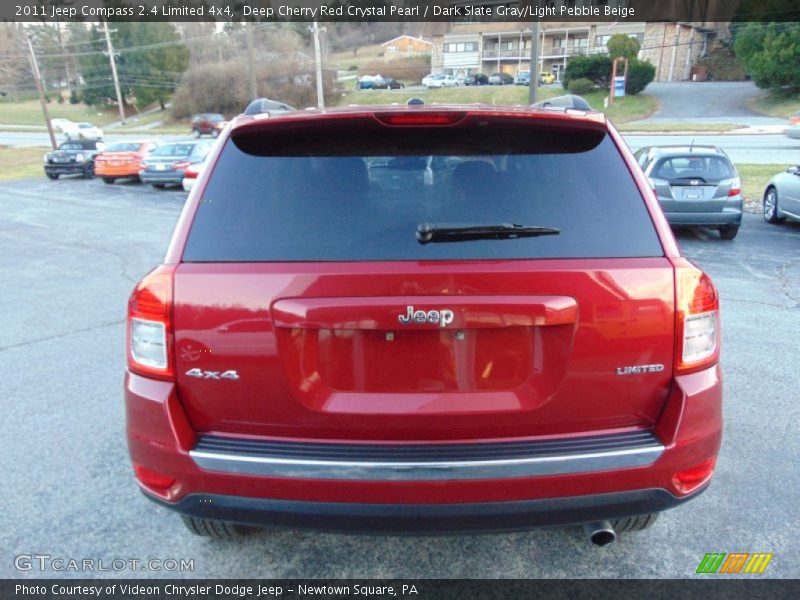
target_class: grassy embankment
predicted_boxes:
[748,91,800,118]
[338,85,658,124]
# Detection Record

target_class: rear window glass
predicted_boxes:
[105,142,141,152]
[653,156,735,182]
[183,121,663,262]
[151,144,195,157]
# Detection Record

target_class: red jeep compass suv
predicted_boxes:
[125,103,722,542]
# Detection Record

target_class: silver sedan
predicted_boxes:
[764,165,800,224]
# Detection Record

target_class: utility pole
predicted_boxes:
[103,21,126,124]
[312,21,325,109]
[27,35,57,150]
[528,20,539,104]
[54,21,72,94]
[245,22,257,100]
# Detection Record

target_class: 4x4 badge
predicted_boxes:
[398,306,455,327]
[185,368,239,380]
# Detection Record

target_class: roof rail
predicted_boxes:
[243,98,296,116]
[531,94,594,112]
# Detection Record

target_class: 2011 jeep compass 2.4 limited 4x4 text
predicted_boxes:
[125,103,722,544]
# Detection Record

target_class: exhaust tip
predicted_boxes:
[582,521,616,547]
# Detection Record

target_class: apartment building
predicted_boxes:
[431,15,727,83]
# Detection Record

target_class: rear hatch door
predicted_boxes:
[172,113,675,442]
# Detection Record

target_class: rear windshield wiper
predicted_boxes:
[416,223,561,244]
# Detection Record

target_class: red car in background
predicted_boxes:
[190,113,227,138]
[95,140,160,184]
[125,101,722,544]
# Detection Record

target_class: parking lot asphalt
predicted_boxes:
[1,176,798,579]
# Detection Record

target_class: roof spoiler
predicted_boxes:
[243,98,297,116]
[531,94,594,112]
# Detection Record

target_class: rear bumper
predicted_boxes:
[189,430,665,481]
[147,487,698,534]
[660,204,743,227]
[125,365,722,531]
[44,164,86,175]
[140,171,184,185]
[96,164,139,177]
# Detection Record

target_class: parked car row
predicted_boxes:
[423,71,555,88]
[43,137,212,191]
[356,75,405,90]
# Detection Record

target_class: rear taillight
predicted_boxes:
[674,258,720,374]
[727,177,741,197]
[672,457,716,495]
[184,167,199,179]
[375,112,467,126]
[172,161,191,170]
[133,463,175,491]
[127,264,176,380]
[790,115,800,125]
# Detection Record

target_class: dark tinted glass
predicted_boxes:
[183,128,663,261]
[151,143,195,157]
[106,142,141,152]
[653,156,735,182]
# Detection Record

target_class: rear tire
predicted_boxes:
[719,225,739,240]
[152,183,166,189]
[763,187,785,224]
[46,172,59,180]
[102,177,115,184]
[611,513,659,533]
[181,515,258,538]
[82,164,94,179]
[192,128,201,139]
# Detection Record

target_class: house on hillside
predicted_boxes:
[380,35,433,57]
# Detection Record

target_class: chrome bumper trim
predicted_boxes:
[189,434,664,481]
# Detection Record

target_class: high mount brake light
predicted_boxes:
[127,264,176,380]
[674,258,720,374]
[375,112,467,126]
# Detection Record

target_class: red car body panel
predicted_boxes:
[170,260,675,440]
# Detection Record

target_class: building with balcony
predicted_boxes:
[432,21,645,82]
[431,19,726,83]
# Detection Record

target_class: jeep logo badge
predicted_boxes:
[398,306,455,327]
